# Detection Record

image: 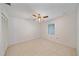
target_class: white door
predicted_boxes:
[0,5,9,55]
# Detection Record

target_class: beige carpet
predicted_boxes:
[5,39,76,56]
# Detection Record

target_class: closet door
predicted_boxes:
[0,8,9,56]
[0,9,4,56]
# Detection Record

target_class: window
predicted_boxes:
[48,24,55,35]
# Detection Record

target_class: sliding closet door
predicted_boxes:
[0,9,6,56]
[0,8,9,56]
[77,5,79,56]
[0,9,3,56]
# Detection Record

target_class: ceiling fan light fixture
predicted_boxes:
[38,18,41,22]
[32,12,48,22]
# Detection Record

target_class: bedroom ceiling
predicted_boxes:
[2,3,77,21]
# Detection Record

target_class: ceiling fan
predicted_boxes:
[32,12,48,22]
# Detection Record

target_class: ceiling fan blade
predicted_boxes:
[5,3,11,6]
[43,16,48,18]
[33,14,37,17]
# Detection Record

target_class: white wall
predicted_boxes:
[9,17,40,45]
[41,7,77,48]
